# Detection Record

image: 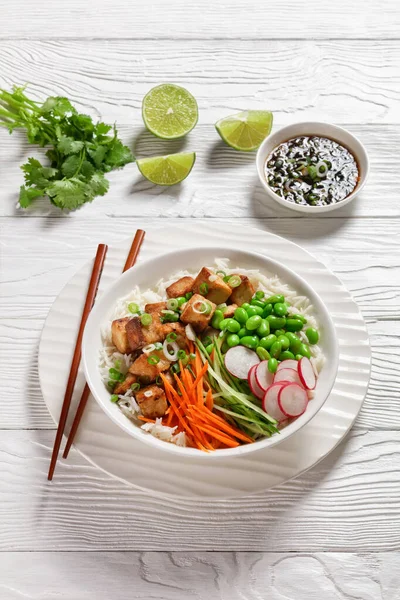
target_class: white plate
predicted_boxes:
[39,223,371,498]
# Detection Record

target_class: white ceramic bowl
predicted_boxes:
[256,122,370,213]
[82,247,339,458]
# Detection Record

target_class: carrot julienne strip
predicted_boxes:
[137,416,155,423]
[190,405,254,443]
[187,418,239,448]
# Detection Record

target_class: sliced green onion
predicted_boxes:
[108,380,116,390]
[167,298,179,311]
[147,355,160,365]
[216,270,226,278]
[202,336,212,346]
[131,382,140,392]
[228,275,242,288]
[154,342,163,350]
[155,375,162,385]
[192,300,212,315]
[166,332,178,343]
[109,368,121,380]
[177,349,187,360]
[114,359,121,370]
[177,296,187,307]
[189,353,196,361]
[128,302,140,314]
[223,275,230,283]
[185,292,193,301]
[141,313,152,327]
[110,394,118,403]
[217,303,227,310]
[171,363,180,374]
[199,282,209,295]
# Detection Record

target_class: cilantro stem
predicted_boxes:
[72,149,85,178]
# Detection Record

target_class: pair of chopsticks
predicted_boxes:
[47,229,146,481]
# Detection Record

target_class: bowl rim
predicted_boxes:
[256,121,370,213]
[82,245,339,459]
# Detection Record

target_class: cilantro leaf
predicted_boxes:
[57,135,85,155]
[61,155,81,178]
[21,158,57,187]
[95,122,112,135]
[105,140,134,169]
[86,172,109,198]
[87,145,107,168]
[47,179,87,210]
[41,96,76,116]
[81,160,95,179]
[19,185,44,208]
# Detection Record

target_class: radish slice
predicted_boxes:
[278,383,308,417]
[263,383,288,421]
[248,365,265,400]
[277,359,298,372]
[255,361,274,391]
[298,357,316,390]
[274,368,303,387]
[224,346,260,380]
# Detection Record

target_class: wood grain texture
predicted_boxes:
[0,0,399,40]
[0,429,399,551]
[1,552,399,599]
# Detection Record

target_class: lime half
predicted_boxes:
[215,110,273,151]
[137,152,196,186]
[142,84,198,139]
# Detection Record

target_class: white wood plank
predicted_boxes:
[0,0,399,40]
[1,551,399,600]
[0,429,399,551]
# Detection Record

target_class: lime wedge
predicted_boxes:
[215,110,273,151]
[142,84,198,139]
[137,152,196,186]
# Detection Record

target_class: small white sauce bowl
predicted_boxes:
[256,122,370,214]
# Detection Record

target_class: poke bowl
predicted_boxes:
[82,247,339,458]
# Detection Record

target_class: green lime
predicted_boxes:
[137,152,196,186]
[142,84,198,139]
[215,110,273,151]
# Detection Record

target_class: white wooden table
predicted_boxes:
[1,2,400,597]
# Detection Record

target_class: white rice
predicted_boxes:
[100,259,326,446]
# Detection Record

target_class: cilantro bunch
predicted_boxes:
[0,86,134,210]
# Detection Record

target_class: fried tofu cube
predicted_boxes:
[166,276,194,299]
[229,275,255,306]
[136,384,168,418]
[144,302,167,315]
[162,321,189,350]
[222,304,238,318]
[125,317,146,352]
[193,267,232,304]
[129,351,170,382]
[114,373,137,396]
[180,293,216,333]
[111,318,132,354]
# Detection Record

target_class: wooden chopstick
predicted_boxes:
[62,229,146,460]
[47,243,108,481]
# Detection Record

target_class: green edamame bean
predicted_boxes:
[285,332,298,344]
[262,303,273,317]
[266,315,287,330]
[270,340,282,359]
[219,318,231,330]
[280,350,295,360]
[274,329,286,337]
[292,313,307,324]
[221,341,229,354]
[273,302,288,317]
[277,334,290,350]
[298,343,311,359]
[234,307,248,325]
[227,333,240,348]
[240,335,259,350]
[285,318,304,332]
[246,305,263,317]
[246,315,262,331]
[238,327,248,338]
[306,327,319,345]
[211,309,224,329]
[241,303,251,311]
[250,299,265,309]
[256,347,270,361]
[289,336,303,354]
[295,354,303,361]
[256,319,270,337]
[265,294,284,305]
[255,291,265,300]
[226,319,240,333]
[258,334,277,350]
[268,357,278,373]
[205,344,214,355]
